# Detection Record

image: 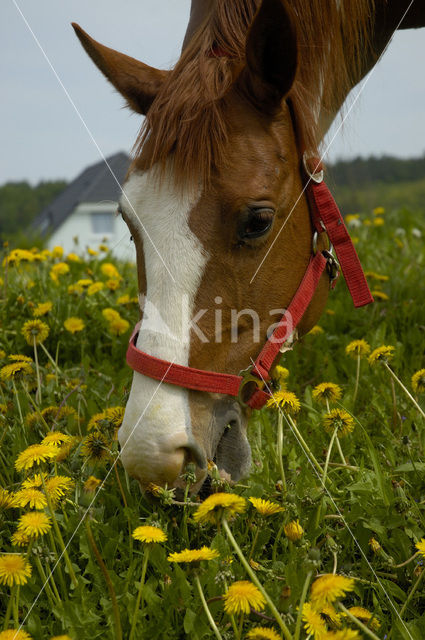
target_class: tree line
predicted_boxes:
[0,154,424,242]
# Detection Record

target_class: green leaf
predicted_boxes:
[183,608,197,634]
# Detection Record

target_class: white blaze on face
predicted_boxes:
[117,168,208,484]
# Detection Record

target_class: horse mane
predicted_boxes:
[133,0,375,187]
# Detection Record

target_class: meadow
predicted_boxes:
[0,202,424,640]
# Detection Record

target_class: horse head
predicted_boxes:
[73,0,331,492]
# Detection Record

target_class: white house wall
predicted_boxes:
[46,202,136,263]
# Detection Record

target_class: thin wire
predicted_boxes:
[250,0,416,284]
[11,0,175,283]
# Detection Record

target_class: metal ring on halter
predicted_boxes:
[302,152,324,184]
[312,230,333,255]
[237,365,263,407]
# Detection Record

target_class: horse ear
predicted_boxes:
[239,0,298,113]
[72,23,168,115]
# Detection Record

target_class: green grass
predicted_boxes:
[0,204,424,640]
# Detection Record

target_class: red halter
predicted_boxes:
[126,154,373,409]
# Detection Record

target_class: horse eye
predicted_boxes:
[238,208,274,241]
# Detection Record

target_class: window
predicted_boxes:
[91,212,114,234]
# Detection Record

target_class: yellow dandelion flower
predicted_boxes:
[284,520,303,541]
[50,262,70,282]
[345,340,371,358]
[308,325,324,336]
[271,365,289,387]
[223,580,266,615]
[368,345,395,366]
[168,546,220,564]
[323,631,360,639]
[132,525,167,544]
[8,355,32,365]
[105,279,120,291]
[193,492,246,525]
[249,497,284,517]
[321,604,342,627]
[0,403,7,414]
[22,473,46,490]
[0,350,6,359]
[0,554,32,586]
[83,476,102,493]
[21,320,49,346]
[345,606,380,631]
[50,636,73,640]
[108,316,130,336]
[369,538,381,553]
[415,538,425,558]
[116,294,131,305]
[301,602,327,637]
[15,444,58,471]
[87,282,104,296]
[67,252,80,262]
[41,405,77,425]
[364,270,389,282]
[312,382,342,405]
[41,432,73,446]
[0,488,17,509]
[32,301,53,317]
[87,248,99,256]
[52,246,64,258]
[249,559,261,571]
[14,488,47,510]
[373,217,385,226]
[102,308,120,322]
[11,530,31,547]
[310,574,355,610]
[87,407,125,431]
[17,511,52,538]
[371,290,389,301]
[55,439,76,463]
[99,244,109,252]
[80,431,111,463]
[45,476,74,503]
[412,369,425,394]
[0,360,33,380]
[266,390,301,415]
[100,263,121,280]
[64,317,85,334]
[345,214,360,223]
[246,627,281,640]
[373,206,385,216]
[3,249,35,266]
[0,632,33,640]
[76,278,93,289]
[323,409,354,438]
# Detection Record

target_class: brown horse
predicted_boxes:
[73,0,424,493]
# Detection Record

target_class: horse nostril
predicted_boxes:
[183,439,207,471]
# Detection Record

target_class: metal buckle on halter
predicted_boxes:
[312,227,340,286]
[237,365,263,406]
[322,250,340,285]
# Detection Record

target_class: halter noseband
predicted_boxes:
[126,153,373,409]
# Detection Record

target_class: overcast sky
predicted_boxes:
[1,0,424,184]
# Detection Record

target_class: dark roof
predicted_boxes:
[32,152,130,236]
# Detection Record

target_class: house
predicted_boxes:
[32,152,135,261]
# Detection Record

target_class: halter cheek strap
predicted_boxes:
[126,154,373,409]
